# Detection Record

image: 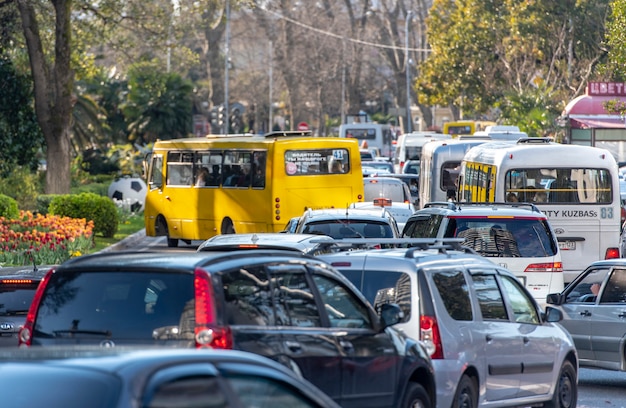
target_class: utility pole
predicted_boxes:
[341,37,346,126]
[405,11,413,134]
[269,41,273,132]
[224,0,231,134]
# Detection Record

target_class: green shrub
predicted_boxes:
[0,194,19,219]
[49,192,119,238]
[0,166,43,211]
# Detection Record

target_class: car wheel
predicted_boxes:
[157,217,178,247]
[221,218,236,234]
[452,374,478,408]
[402,382,431,408]
[543,360,577,408]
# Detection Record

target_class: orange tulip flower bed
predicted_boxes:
[0,211,94,266]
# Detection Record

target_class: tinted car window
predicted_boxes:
[149,376,228,408]
[227,375,322,408]
[600,268,626,303]
[339,270,411,323]
[222,267,275,325]
[451,218,557,257]
[302,221,393,239]
[313,274,371,329]
[0,282,39,315]
[471,275,508,320]
[431,270,473,321]
[35,271,194,340]
[272,266,321,327]
[403,214,443,238]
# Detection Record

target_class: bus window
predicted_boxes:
[149,155,163,189]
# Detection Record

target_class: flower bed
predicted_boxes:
[0,211,94,266]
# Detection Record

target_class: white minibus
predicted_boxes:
[458,137,621,283]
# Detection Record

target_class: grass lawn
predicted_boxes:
[90,213,145,253]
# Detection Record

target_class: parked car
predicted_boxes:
[0,264,54,347]
[546,258,626,372]
[19,250,435,408]
[318,238,578,408]
[292,207,400,239]
[0,347,342,407]
[401,202,564,305]
[197,233,339,255]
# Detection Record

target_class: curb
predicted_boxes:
[99,228,147,253]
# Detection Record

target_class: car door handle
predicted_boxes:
[285,341,302,352]
[523,336,530,344]
[580,310,592,317]
[619,312,626,318]
[340,340,354,353]
[486,335,492,342]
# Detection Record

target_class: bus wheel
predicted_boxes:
[156,217,178,247]
[221,218,236,234]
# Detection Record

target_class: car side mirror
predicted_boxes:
[545,293,562,305]
[379,303,403,329]
[543,306,563,323]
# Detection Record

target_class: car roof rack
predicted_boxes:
[456,201,541,213]
[309,237,476,255]
[263,130,312,138]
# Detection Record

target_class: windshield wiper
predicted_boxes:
[53,329,112,338]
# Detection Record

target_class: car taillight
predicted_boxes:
[605,247,620,259]
[420,315,443,359]
[194,268,232,349]
[523,262,563,273]
[18,268,55,347]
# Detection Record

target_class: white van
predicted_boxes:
[339,123,395,158]
[394,132,451,173]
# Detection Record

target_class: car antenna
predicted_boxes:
[26,250,38,272]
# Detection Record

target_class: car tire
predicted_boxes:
[543,360,577,408]
[452,374,478,408]
[157,217,179,248]
[402,382,431,408]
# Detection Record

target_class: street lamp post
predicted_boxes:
[405,11,413,134]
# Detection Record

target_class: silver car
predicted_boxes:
[319,238,578,408]
[547,259,626,372]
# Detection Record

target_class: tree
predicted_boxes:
[122,60,194,144]
[15,0,73,194]
[0,57,45,177]
[417,0,609,121]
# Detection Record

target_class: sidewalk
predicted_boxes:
[99,228,148,252]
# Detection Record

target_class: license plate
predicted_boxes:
[559,241,576,250]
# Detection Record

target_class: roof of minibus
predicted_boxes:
[463,139,617,167]
[151,134,360,149]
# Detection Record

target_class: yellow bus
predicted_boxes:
[442,120,496,137]
[144,131,365,246]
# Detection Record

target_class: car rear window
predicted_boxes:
[448,217,558,258]
[302,221,394,239]
[364,180,408,203]
[35,271,194,341]
[0,281,40,316]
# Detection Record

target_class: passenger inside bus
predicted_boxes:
[195,167,210,187]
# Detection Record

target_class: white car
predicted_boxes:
[292,207,400,239]
[350,198,414,231]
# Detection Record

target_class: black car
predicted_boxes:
[0,347,342,407]
[0,264,53,347]
[19,250,436,408]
